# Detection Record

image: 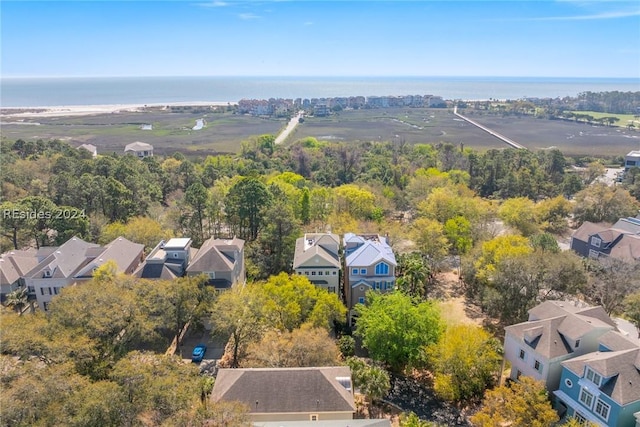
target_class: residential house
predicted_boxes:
[343,233,396,324]
[570,218,640,262]
[625,151,640,172]
[77,144,97,158]
[254,420,391,427]
[124,141,153,158]
[0,248,38,302]
[23,236,144,311]
[186,237,245,291]
[133,238,194,280]
[503,300,617,391]
[554,330,640,427]
[211,367,356,422]
[293,233,341,296]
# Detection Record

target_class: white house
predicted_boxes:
[124,141,153,158]
[503,300,617,391]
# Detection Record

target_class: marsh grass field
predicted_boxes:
[2,106,639,158]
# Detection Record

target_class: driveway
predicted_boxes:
[179,321,227,369]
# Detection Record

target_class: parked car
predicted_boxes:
[192,344,207,363]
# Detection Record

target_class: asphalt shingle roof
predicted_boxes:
[212,367,356,414]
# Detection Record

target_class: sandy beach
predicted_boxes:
[0,101,236,118]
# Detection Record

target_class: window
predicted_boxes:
[575,412,587,424]
[358,297,365,304]
[208,272,215,279]
[516,370,522,379]
[54,287,60,295]
[326,271,330,275]
[591,236,601,248]
[382,280,387,289]
[332,271,337,275]
[43,302,50,311]
[173,252,178,258]
[579,388,594,409]
[594,399,610,421]
[565,379,573,388]
[588,249,600,258]
[360,268,367,275]
[534,360,543,373]
[352,268,358,275]
[43,270,51,278]
[519,349,526,360]
[318,271,323,275]
[585,367,602,386]
[40,287,45,296]
[311,271,316,276]
[374,262,389,275]
[328,286,336,294]
[305,271,309,275]
[575,339,581,348]
[310,414,318,421]
[27,286,34,294]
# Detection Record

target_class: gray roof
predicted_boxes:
[124,141,153,152]
[599,330,639,351]
[25,237,100,279]
[561,347,640,405]
[571,222,609,243]
[212,367,356,414]
[0,249,38,286]
[506,301,617,359]
[187,237,244,273]
[132,262,178,280]
[75,237,143,278]
[612,217,640,234]
[345,239,396,268]
[293,234,340,269]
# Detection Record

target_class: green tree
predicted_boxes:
[346,357,391,415]
[426,324,502,403]
[470,376,559,427]
[444,215,473,255]
[354,292,443,371]
[300,187,311,224]
[4,287,29,315]
[399,412,442,427]
[499,197,539,237]
[225,176,272,241]
[535,195,571,234]
[210,284,266,368]
[412,218,450,272]
[573,183,639,225]
[184,181,210,245]
[395,252,431,299]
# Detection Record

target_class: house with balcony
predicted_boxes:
[211,367,356,423]
[292,233,341,296]
[503,300,618,391]
[343,233,396,324]
[554,330,640,427]
[570,218,640,262]
[22,236,144,311]
[186,237,245,291]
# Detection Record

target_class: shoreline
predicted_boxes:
[0,101,237,118]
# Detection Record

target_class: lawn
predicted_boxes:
[569,110,639,128]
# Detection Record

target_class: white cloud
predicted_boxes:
[239,12,261,19]
[537,8,640,21]
[304,21,313,26]
[195,1,229,7]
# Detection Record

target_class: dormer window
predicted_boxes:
[585,367,602,386]
[575,339,581,348]
[374,262,389,275]
[591,236,601,248]
[43,270,52,278]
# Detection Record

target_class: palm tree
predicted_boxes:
[5,287,28,315]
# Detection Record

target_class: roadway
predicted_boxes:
[274,110,304,145]
[453,106,527,150]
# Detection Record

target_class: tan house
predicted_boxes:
[186,237,245,291]
[343,233,396,324]
[211,367,356,422]
[133,238,194,280]
[293,233,340,296]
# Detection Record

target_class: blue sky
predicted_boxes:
[1,0,639,78]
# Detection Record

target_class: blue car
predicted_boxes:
[192,344,207,363]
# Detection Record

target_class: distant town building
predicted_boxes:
[570,217,640,262]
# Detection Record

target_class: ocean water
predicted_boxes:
[1,76,639,107]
